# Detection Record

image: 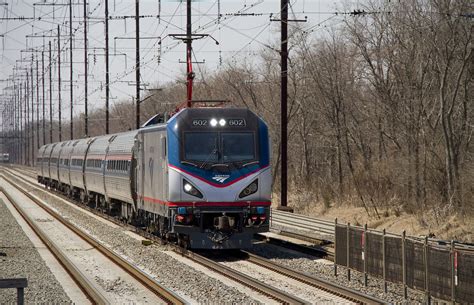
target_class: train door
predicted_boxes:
[136,133,145,210]
[160,133,168,200]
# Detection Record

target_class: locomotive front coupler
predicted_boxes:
[213,213,236,232]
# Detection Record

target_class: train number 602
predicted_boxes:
[228,119,246,126]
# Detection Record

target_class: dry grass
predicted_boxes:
[275,191,474,243]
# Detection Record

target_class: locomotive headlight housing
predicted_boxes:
[219,119,226,126]
[239,180,258,198]
[183,179,203,198]
[210,118,218,127]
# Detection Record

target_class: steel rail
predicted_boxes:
[0,172,186,305]
[0,186,110,305]
[175,248,307,305]
[242,251,387,305]
[276,230,333,245]
[270,209,335,235]
[254,233,334,260]
[4,168,306,304]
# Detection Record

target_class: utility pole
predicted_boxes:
[186,0,193,106]
[49,41,53,143]
[57,25,62,142]
[13,83,17,163]
[19,82,23,164]
[30,60,34,165]
[25,73,29,165]
[135,0,140,129]
[42,50,45,146]
[69,0,74,140]
[83,0,88,137]
[36,57,40,152]
[169,0,215,108]
[105,0,110,134]
[279,0,289,210]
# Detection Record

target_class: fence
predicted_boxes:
[0,278,28,305]
[334,221,474,303]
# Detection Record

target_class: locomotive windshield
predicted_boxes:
[222,133,255,162]
[184,132,218,162]
[183,132,256,164]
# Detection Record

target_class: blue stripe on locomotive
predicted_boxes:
[166,110,270,185]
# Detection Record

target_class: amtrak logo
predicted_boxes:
[212,175,230,183]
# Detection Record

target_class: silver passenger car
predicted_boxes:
[58,141,74,187]
[84,135,111,196]
[104,131,137,205]
[70,138,93,192]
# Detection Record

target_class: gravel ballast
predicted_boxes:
[0,198,72,304]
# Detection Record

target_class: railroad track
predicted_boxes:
[3,167,384,304]
[4,168,306,304]
[254,233,334,260]
[0,172,186,305]
[175,248,307,304]
[240,251,385,305]
[270,208,335,237]
[0,187,108,305]
[194,249,385,304]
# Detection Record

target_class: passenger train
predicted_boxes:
[36,107,271,249]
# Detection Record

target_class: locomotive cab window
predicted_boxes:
[184,132,218,162]
[222,132,255,162]
[182,131,257,164]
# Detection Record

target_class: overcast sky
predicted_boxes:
[1,0,364,124]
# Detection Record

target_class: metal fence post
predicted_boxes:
[402,230,407,299]
[450,240,455,304]
[17,287,24,305]
[424,236,430,305]
[383,228,387,293]
[347,222,351,281]
[363,223,368,287]
[334,218,338,276]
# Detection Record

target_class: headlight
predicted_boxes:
[219,119,226,126]
[239,180,258,198]
[210,118,218,127]
[183,179,203,198]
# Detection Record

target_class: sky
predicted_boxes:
[0,0,363,127]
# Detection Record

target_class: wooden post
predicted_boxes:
[424,236,430,305]
[347,222,351,281]
[17,287,24,305]
[383,228,387,293]
[402,230,407,299]
[334,218,338,276]
[0,278,28,305]
[363,223,368,287]
[450,240,455,304]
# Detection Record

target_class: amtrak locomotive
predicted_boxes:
[37,107,271,249]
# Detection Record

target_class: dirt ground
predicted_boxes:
[272,193,474,243]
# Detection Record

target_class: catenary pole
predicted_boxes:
[105,0,110,134]
[279,0,289,209]
[135,0,140,129]
[36,57,40,152]
[83,0,88,137]
[57,25,62,142]
[186,0,193,106]
[42,50,45,145]
[30,59,34,165]
[49,41,53,143]
[69,0,74,140]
